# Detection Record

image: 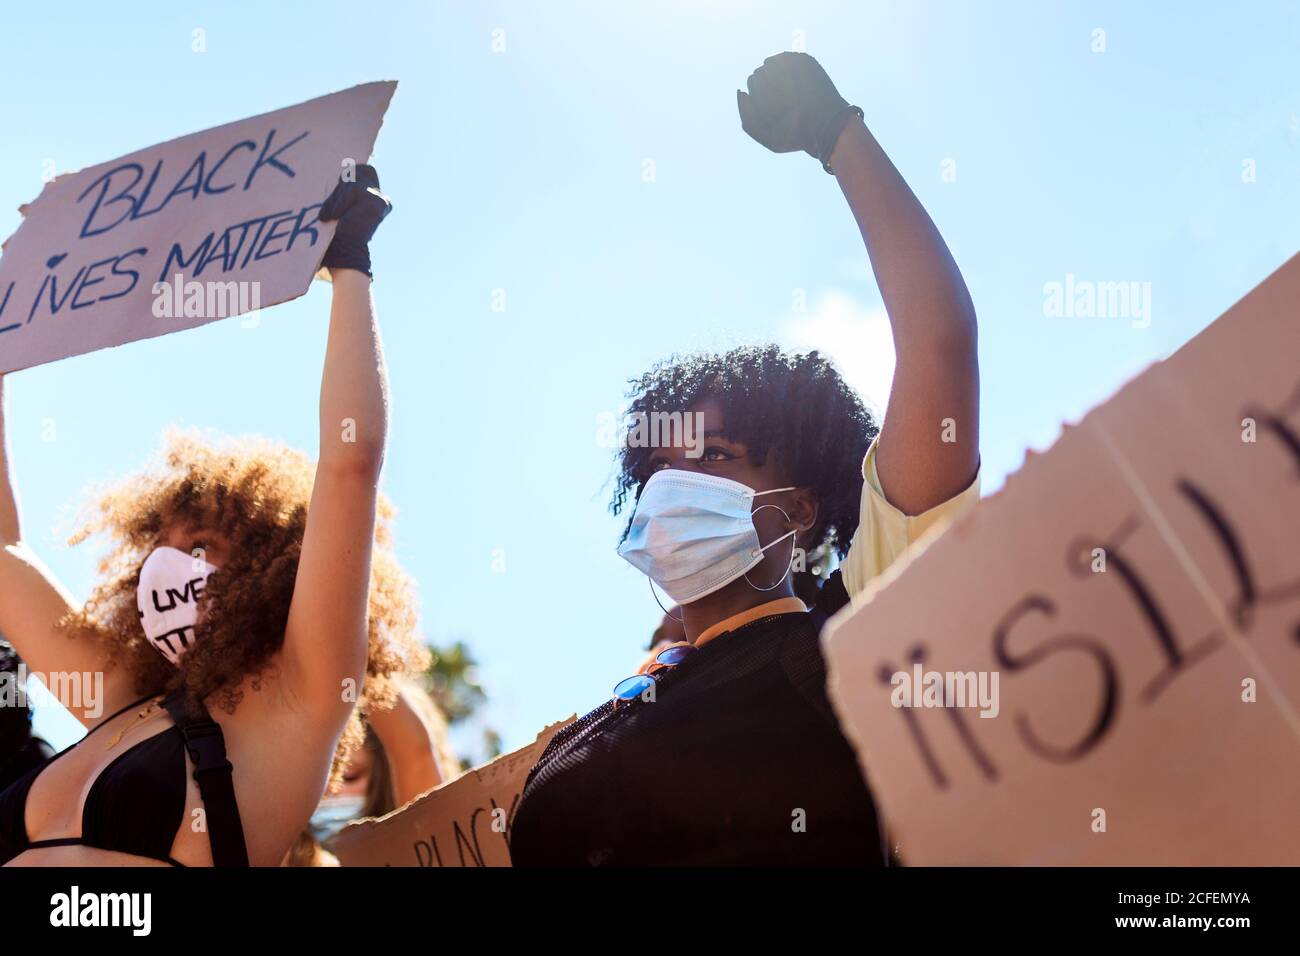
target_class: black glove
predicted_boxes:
[737,52,864,174]
[319,163,392,278]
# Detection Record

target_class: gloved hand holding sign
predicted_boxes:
[320,163,392,278]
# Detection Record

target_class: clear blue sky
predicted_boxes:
[3,1,1297,756]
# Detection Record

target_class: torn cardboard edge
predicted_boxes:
[330,715,575,867]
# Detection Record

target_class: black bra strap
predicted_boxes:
[24,837,85,849]
[161,692,249,867]
[26,837,186,867]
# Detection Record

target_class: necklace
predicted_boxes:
[105,698,163,750]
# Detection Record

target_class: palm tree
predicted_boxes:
[420,640,501,767]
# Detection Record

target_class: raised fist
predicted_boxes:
[737,52,863,173]
[320,163,392,278]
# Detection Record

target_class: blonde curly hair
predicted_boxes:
[58,428,430,785]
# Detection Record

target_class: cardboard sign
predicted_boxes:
[823,254,1300,865]
[330,717,575,867]
[0,81,396,373]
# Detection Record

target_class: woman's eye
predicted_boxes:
[649,459,671,472]
[701,447,733,462]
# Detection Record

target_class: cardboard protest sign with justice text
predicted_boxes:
[0,81,396,373]
[823,254,1300,865]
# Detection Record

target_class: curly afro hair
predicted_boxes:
[613,344,878,559]
[58,429,429,787]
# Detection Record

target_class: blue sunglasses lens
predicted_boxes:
[613,674,656,701]
[656,644,696,666]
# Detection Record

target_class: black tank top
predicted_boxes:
[509,571,886,866]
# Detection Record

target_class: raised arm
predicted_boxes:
[739,53,979,515]
[365,679,446,805]
[0,375,112,723]
[281,166,393,724]
[829,118,978,514]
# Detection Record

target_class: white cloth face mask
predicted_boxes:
[136,546,219,665]
[616,469,797,606]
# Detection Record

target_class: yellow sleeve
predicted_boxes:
[839,439,981,600]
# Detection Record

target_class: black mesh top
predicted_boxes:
[509,571,885,866]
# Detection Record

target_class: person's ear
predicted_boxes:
[787,488,819,536]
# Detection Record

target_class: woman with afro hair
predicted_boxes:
[510,53,982,865]
[0,166,431,867]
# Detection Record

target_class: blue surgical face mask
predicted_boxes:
[617,469,797,605]
[309,794,367,844]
